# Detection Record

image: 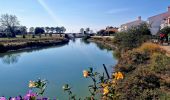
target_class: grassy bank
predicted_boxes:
[88,36,117,50]
[89,36,170,99]
[0,36,69,53]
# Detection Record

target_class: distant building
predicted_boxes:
[119,16,145,31]
[148,6,170,35]
[105,26,118,33]
[97,26,118,36]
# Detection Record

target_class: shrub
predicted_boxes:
[116,68,160,100]
[113,32,141,50]
[113,23,151,50]
[150,53,170,73]
[136,42,165,54]
[159,26,170,35]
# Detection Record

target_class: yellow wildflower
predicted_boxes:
[113,72,124,80]
[29,81,37,88]
[103,86,109,95]
[112,79,116,84]
[83,70,89,78]
[101,83,108,87]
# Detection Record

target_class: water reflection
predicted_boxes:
[0,44,67,65]
[81,39,91,45]
[71,38,76,42]
[1,54,20,64]
[95,43,112,51]
[0,38,117,98]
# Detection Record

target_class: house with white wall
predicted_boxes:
[119,16,145,32]
[160,16,170,29]
[148,6,170,35]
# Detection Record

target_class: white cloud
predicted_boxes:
[106,8,130,14]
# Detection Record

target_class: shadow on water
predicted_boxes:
[80,39,112,52]
[80,39,91,45]
[94,43,112,52]
[0,43,68,64]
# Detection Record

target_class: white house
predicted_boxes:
[148,6,170,35]
[160,16,170,29]
[119,16,145,31]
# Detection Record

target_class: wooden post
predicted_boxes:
[103,64,110,79]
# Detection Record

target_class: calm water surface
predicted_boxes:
[0,39,117,99]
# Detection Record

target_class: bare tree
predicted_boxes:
[29,27,35,34]
[0,14,20,37]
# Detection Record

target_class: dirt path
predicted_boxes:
[160,46,170,57]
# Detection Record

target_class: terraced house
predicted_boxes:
[148,6,170,35]
[119,16,145,32]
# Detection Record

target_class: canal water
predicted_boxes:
[0,38,117,99]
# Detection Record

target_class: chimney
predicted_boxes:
[168,6,170,12]
[138,16,141,20]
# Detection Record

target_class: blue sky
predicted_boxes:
[0,0,170,32]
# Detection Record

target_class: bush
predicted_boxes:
[115,49,150,73]
[159,26,170,35]
[150,53,170,73]
[136,42,165,54]
[116,68,160,100]
[113,23,151,50]
[113,32,141,50]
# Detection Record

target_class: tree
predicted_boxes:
[50,27,55,33]
[34,27,45,35]
[55,27,60,33]
[159,26,170,42]
[0,14,20,37]
[97,29,105,36]
[159,26,170,35]
[113,23,151,50]
[45,27,50,33]
[86,28,90,34]
[127,23,151,36]
[29,27,35,34]
[20,26,27,34]
[19,26,27,38]
[60,26,66,33]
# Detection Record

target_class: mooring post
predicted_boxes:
[103,64,110,79]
